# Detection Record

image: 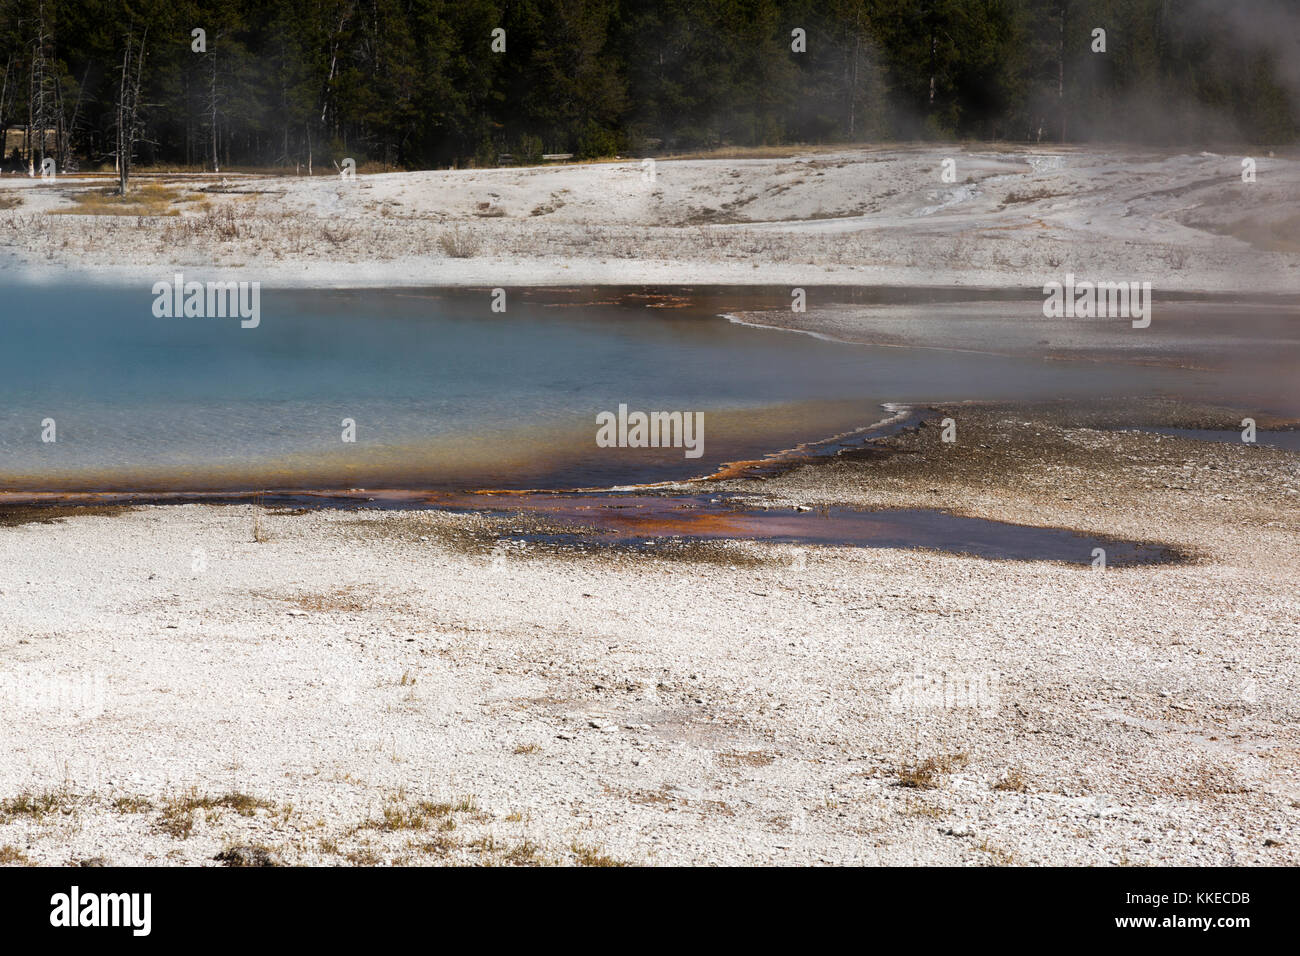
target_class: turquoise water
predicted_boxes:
[0,284,1286,492]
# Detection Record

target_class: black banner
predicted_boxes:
[0,866,1281,943]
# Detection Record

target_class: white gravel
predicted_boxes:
[1,411,1296,866]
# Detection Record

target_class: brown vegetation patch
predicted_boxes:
[157,790,275,839]
[894,753,970,790]
[716,750,777,769]
[0,505,135,528]
[993,769,1030,793]
[57,184,196,216]
[0,845,33,865]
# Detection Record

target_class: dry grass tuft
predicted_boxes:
[356,795,479,833]
[58,184,194,216]
[976,839,1018,865]
[993,769,1029,793]
[157,790,274,839]
[895,753,969,790]
[571,842,627,867]
[113,795,153,813]
[438,224,480,257]
[0,789,75,823]
[0,845,33,865]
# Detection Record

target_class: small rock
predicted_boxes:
[214,846,283,867]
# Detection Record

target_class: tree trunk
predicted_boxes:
[1058,2,1067,142]
[117,42,129,195]
[116,26,148,196]
[929,31,936,109]
[209,46,219,173]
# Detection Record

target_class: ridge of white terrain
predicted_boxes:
[1,146,1296,293]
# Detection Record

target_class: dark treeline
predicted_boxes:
[1,0,1296,174]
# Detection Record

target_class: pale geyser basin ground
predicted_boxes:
[1,141,1297,864]
[2,146,1298,294]
[0,401,1296,866]
[0,282,1297,865]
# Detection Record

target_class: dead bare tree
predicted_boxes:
[0,55,13,168]
[28,0,56,175]
[55,65,90,173]
[115,24,148,196]
[207,34,219,172]
[1057,0,1071,142]
[320,4,354,137]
